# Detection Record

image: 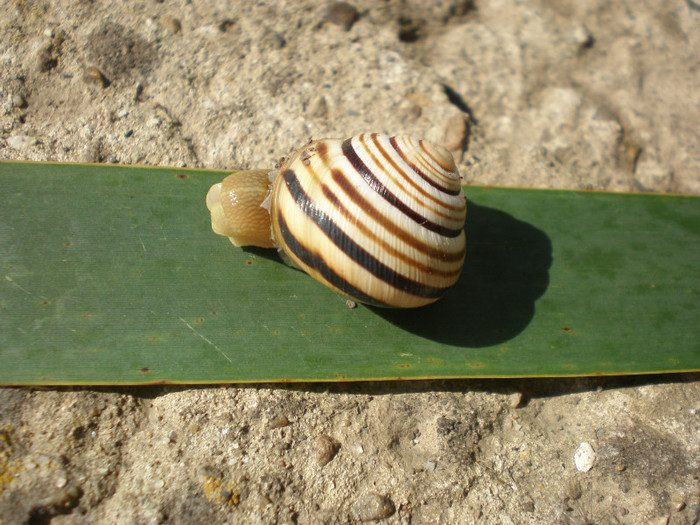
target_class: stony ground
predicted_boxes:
[1,0,699,523]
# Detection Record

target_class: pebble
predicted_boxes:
[315,435,339,466]
[398,99,421,122]
[198,465,223,479]
[161,15,181,34]
[321,2,359,31]
[83,66,110,87]
[12,93,27,108]
[571,23,594,49]
[269,32,286,49]
[219,19,236,32]
[442,114,469,154]
[352,493,395,522]
[307,94,328,118]
[35,43,57,72]
[270,415,290,429]
[345,299,357,309]
[564,479,582,500]
[7,134,37,150]
[507,392,523,408]
[670,493,685,511]
[574,442,596,472]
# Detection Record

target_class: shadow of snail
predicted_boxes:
[372,201,552,347]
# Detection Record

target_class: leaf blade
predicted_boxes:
[1,161,698,384]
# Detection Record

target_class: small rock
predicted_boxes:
[35,31,65,73]
[269,32,286,49]
[307,94,328,118]
[83,66,110,87]
[161,15,181,34]
[565,479,582,500]
[11,93,27,108]
[670,493,685,512]
[345,299,357,309]
[443,114,469,154]
[315,435,339,466]
[397,17,421,43]
[507,392,523,408]
[198,465,223,479]
[574,442,596,472]
[646,516,669,525]
[270,415,290,429]
[55,476,67,488]
[321,2,359,31]
[134,83,144,102]
[352,493,395,522]
[219,19,236,32]
[35,44,57,72]
[7,134,37,150]
[571,23,594,49]
[398,99,421,122]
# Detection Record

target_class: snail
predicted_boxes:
[206,133,467,308]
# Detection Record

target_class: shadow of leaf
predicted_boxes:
[372,201,552,347]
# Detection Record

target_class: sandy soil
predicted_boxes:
[1,0,699,523]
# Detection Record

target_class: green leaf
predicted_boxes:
[1,161,698,384]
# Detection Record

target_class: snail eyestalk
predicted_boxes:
[206,169,275,248]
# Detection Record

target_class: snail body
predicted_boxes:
[206,133,466,308]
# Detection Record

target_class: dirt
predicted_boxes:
[1,0,699,523]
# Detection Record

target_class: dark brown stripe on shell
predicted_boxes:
[276,212,389,307]
[322,182,464,277]
[370,135,464,216]
[280,169,449,299]
[330,169,465,263]
[314,140,328,157]
[341,137,463,238]
[389,136,461,196]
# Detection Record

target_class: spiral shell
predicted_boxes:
[207,133,467,308]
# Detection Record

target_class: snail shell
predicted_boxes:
[206,133,466,308]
